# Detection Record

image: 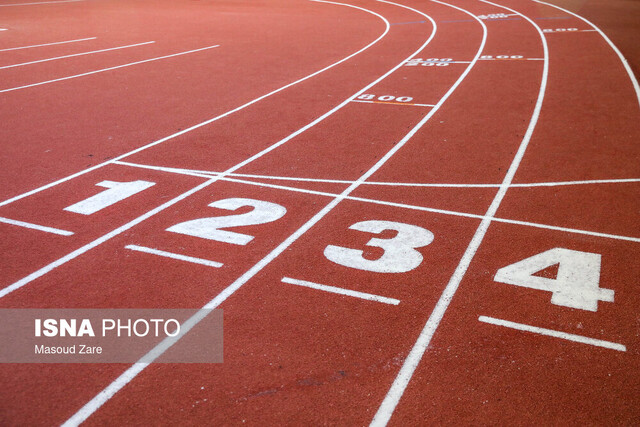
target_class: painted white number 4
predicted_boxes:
[494,248,614,312]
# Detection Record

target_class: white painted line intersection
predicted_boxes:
[112,160,640,244]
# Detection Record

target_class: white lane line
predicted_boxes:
[478,316,626,352]
[0,216,73,236]
[0,0,392,209]
[512,178,640,187]
[0,41,154,70]
[531,0,640,107]
[0,37,97,52]
[61,1,443,423]
[0,0,84,6]
[0,44,218,93]
[351,99,435,107]
[365,177,640,187]
[125,245,223,268]
[371,1,547,425]
[0,29,8,31]
[364,177,640,187]
[478,57,542,61]
[115,161,640,188]
[115,160,640,243]
[282,277,400,305]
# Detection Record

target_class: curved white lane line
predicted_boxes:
[370,0,549,424]
[58,2,438,425]
[0,3,390,208]
[531,0,640,108]
[112,160,640,243]
[116,160,640,188]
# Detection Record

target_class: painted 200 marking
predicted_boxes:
[405,58,452,67]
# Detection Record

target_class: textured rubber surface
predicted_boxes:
[0,0,637,425]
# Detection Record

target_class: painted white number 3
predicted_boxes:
[324,220,434,273]
[494,248,614,312]
[166,198,286,245]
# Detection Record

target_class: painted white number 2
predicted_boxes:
[324,220,434,273]
[494,248,614,312]
[166,198,286,245]
[64,180,156,215]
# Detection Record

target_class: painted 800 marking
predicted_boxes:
[357,94,414,102]
[480,54,523,60]
[543,28,578,33]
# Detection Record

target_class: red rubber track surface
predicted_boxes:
[0,0,638,425]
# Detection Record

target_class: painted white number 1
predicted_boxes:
[64,180,156,215]
[494,248,614,312]
[166,198,286,245]
[324,220,434,273]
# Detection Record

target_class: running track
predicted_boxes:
[0,0,638,424]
